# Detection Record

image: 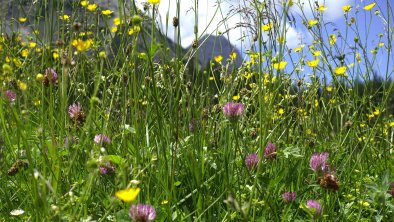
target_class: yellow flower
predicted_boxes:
[115,188,140,202]
[243,72,253,79]
[101,10,113,15]
[34,100,41,106]
[161,200,169,205]
[272,61,287,70]
[378,42,384,47]
[232,94,240,101]
[342,5,352,12]
[209,76,214,81]
[373,108,380,115]
[60,14,70,21]
[99,51,106,58]
[2,63,12,74]
[317,5,327,11]
[229,52,237,60]
[278,108,284,115]
[72,38,93,52]
[306,59,319,68]
[329,34,337,45]
[111,26,118,33]
[80,1,89,7]
[334,66,347,76]
[87,4,97,11]
[363,2,376,11]
[19,17,27,23]
[29,42,37,48]
[21,49,29,57]
[389,121,394,127]
[148,0,161,4]
[356,53,361,62]
[325,86,333,92]
[308,19,318,27]
[53,52,59,59]
[214,55,223,63]
[113,18,122,26]
[262,22,273,31]
[293,45,304,52]
[358,200,370,207]
[36,73,44,81]
[277,36,285,44]
[17,80,27,91]
[312,51,321,57]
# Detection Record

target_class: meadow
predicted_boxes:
[0,0,393,221]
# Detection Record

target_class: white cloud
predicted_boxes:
[133,0,355,52]
[291,0,355,21]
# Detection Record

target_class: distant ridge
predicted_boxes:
[186,34,242,68]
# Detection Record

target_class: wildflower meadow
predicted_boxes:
[1,0,393,221]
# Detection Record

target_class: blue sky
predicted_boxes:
[135,0,392,79]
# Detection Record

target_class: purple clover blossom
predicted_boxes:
[4,90,16,102]
[310,152,329,172]
[68,102,85,124]
[306,199,322,217]
[390,182,394,197]
[129,204,156,222]
[223,102,244,118]
[94,134,111,145]
[43,68,58,86]
[264,142,277,159]
[244,153,259,171]
[282,192,296,203]
[99,162,115,175]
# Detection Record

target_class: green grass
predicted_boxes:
[0,0,393,221]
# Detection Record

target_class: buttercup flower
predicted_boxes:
[310,152,329,172]
[148,0,160,4]
[129,204,156,222]
[264,142,277,159]
[116,188,140,202]
[282,192,296,203]
[272,61,287,70]
[245,153,259,171]
[334,66,347,76]
[94,134,111,145]
[342,5,352,12]
[364,2,376,11]
[101,10,113,15]
[223,102,244,118]
[307,200,322,216]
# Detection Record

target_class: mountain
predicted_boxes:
[186,34,242,68]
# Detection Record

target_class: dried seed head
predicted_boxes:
[173,17,179,27]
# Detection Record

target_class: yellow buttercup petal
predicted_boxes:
[272,61,287,70]
[363,2,376,11]
[334,66,347,76]
[148,0,160,4]
[115,188,140,202]
[306,59,319,68]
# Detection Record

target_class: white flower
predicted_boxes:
[10,209,25,216]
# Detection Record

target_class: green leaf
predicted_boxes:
[115,209,130,222]
[103,155,125,166]
[282,146,303,158]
